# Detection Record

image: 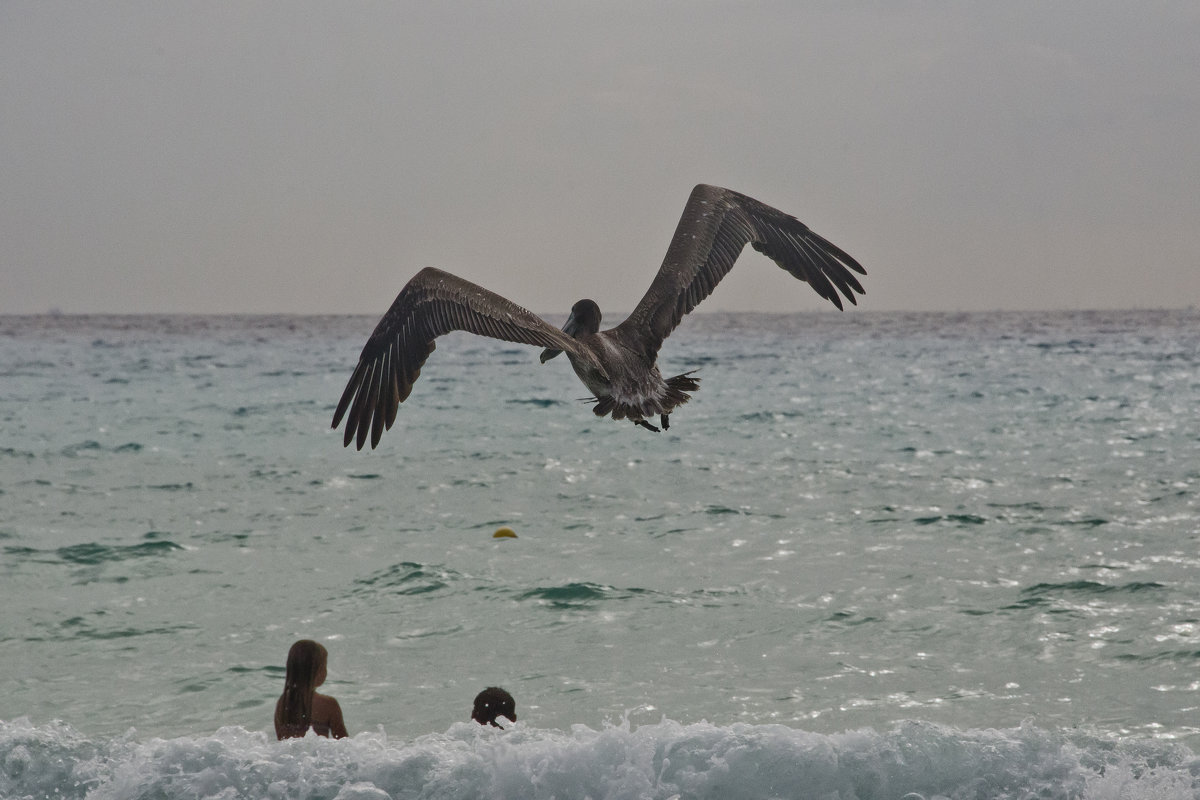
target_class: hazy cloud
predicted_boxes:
[3,2,1197,314]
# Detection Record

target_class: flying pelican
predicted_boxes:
[333,184,866,449]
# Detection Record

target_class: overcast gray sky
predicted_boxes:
[3,2,1198,315]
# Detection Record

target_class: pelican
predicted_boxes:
[333,184,866,449]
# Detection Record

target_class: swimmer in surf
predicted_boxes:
[471,686,517,729]
[274,639,348,740]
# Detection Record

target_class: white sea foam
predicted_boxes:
[3,717,1198,800]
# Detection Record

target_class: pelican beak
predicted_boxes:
[540,307,583,363]
[559,307,585,338]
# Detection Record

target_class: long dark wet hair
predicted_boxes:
[275,639,327,738]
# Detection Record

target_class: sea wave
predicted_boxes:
[2,717,1197,800]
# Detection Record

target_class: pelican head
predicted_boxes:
[540,299,601,363]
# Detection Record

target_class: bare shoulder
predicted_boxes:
[313,692,340,712]
[313,692,349,739]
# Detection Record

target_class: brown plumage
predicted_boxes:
[332,184,866,449]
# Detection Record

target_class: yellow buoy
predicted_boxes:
[493,526,518,539]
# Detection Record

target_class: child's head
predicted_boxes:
[285,639,328,691]
[471,686,517,728]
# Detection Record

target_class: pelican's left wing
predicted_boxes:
[333,267,587,450]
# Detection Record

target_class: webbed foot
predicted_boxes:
[661,413,670,431]
[636,419,661,432]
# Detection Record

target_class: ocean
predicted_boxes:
[2,309,1199,799]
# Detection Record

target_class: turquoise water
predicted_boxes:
[2,310,1199,798]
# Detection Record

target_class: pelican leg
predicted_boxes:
[660,413,670,431]
[636,419,661,433]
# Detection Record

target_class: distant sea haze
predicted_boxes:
[2,309,1198,799]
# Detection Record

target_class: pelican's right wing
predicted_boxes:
[615,184,866,360]
[332,267,585,450]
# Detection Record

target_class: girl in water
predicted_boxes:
[274,639,348,740]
